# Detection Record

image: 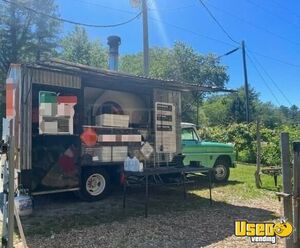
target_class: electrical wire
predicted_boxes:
[2,0,142,28]
[246,52,281,105]
[197,0,239,44]
[246,0,300,30]
[74,0,135,15]
[149,16,236,48]
[68,0,300,70]
[205,1,300,49]
[247,51,293,106]
[247,50,300,69]
[148,4,196,12]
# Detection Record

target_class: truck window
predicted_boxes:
[181,128,199,141]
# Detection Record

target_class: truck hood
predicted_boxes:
[201,141,234,149]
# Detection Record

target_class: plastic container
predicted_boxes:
[124,156,140,171]
[15,194,33,216]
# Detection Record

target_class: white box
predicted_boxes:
[96,147,112,162]
[121,135,141,142]
[96,114,129,128]
[39,103,57,117]
[57,104,72,116]
[98,135,116,142]
[112,146,128,161]
[40,120,58,134]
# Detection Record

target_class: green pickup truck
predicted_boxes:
[181,123,236,182]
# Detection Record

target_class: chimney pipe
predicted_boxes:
[107,36,121,71]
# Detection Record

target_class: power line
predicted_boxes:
[2,0,142,28]
[246,52,281,105]
[197,0,239,44]
[74,0,135,15]
[247,51,293,106]
[148,16,237,48]
[148,4,196,12]
[246,0,300,30]
[67,0,300,70]
[205,1,300,48]
[271,0,300,19]
[248,50,300,69]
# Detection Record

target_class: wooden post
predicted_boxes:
[242,40,250,123]
[281,133,293,248]
[7,137,15,248]
[142,0,149,76]
[293,141,300,248]
[255,119,262,188]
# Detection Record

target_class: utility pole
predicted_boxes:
[241,40,250,123]
[142,0,149,76]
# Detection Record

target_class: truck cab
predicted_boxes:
[181,122,236,182]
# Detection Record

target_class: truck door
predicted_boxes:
[181,128,201,166]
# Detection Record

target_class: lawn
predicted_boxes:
[16,164,284,247]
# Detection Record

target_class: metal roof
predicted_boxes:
[24,59,235,93]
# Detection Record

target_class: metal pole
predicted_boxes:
[281,133,293,248]
[293,141,300,248]
[241,40,250,123]
[142,0,149,76]
[8,137,15,248]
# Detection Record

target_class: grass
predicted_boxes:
[21,163,282,237]
[206,163,282,200]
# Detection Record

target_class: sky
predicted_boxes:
[56,0,300,107]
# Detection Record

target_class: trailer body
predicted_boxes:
[5,61,229,200]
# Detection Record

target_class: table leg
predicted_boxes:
[123,174,126,210]
[209,170,212,206]
[182,172,187,199]
[145,175,149,218]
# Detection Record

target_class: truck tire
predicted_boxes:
[80,168,110,201]
[213,158,230,183]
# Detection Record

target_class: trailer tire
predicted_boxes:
[80,168,110,201]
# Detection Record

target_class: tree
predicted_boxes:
[120,42,229,123]
[0,0,60,80]
[0,0,60,136]
[60,26,108,68]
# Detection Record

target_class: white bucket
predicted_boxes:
[15,194,33,216]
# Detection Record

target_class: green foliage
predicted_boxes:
[199,123,300,166]
[202,87,300,128]
[60,26,108,68]
[0,0,60,78]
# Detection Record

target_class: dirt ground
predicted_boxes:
[21,182,285,248]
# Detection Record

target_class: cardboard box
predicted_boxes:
[96,114,129,128]
[39,103,57,117]
[40,120,58,134]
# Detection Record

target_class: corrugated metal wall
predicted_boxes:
[31,68,81,89]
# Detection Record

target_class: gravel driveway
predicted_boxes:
[22,185,284,248]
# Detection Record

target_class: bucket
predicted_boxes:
[15,194,33,216]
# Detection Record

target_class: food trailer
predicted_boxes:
[5,59,228,201]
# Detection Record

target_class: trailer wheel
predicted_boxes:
[80,168,110,201]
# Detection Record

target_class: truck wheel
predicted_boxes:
[80,168,110,201]
[213,160,230,183]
